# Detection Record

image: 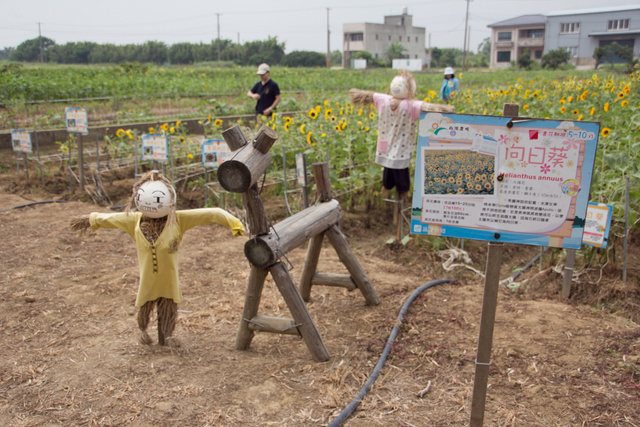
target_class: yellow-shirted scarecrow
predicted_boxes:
[71,171,244,347]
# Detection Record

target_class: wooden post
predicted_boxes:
[218,125,276,193]
[562,249,575,298]
[313,162,332,202]
[222,124,249,150]
[22,153,29,180]
[78,133,84,191]
[326,225,381,306]
[469,103,518,426]
[269,262,330,362]
[236,266,269,350]
[299,232,325,301]
[244,200,342,269]
[34,132,44,187]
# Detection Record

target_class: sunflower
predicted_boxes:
[188,153,194,160]
[523,104,529,110]
[214,119,223,127]
[601,127,611,137]
[176,120,182,128]
[621,100,629,107]
[325,109,332,119]
[284,122,290,132]
[330,116,337,122]
[149,127,155,134]
[560,106,567,114]
[590,106,595,116]
[572,109,579,116]
[306,131,315,145]
[116,129,126,138]
[618,91,626,99]
[170,126,175,133]
[308,109,318,119]
[126,130,134,140]
[160,123,169,131]
[299,124,306,134]
[604,102,609,112]
[369,112,376,119]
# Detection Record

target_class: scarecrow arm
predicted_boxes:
[348,88,374,105]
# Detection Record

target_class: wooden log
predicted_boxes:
[253,125,278,154]
[269,262,330,362]
[217,143,272,193]
[326,225,380,306]
[244,200,342,269]
[312,272,356,291]
[246,314,300,335]
[242,184,269,235]
[236,266,269,350]
[313,162,332,202]
[221,124,248,150]
[299,232,325,301]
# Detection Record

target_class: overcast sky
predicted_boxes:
[1,0,638,55]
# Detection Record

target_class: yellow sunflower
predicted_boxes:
[299,124,306,134]
[600,127,611,137]
[308,109,318,119]
[604,102,609,112]
[116,129,126,138]
[214,119,223,127]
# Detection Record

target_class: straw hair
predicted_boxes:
[349,88,374,105]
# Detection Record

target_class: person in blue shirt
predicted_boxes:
[440,67,459,103]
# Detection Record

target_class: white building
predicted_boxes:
[343,9,426,68]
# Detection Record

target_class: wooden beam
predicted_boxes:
[236,266,269,350]
[312,272,357,291]
[246,315,300,335]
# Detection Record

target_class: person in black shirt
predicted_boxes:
[247,63,281,120]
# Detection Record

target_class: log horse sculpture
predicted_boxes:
[218,124,380,362]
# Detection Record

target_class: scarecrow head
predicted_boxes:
[389,70,417,100]
[127,170,177,222]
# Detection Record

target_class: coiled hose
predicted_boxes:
[328,278,455,427]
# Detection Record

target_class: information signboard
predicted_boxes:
[201,139,231,170]
[582,202,613,248]
[410,113,600,249]
[11,130,32,154]
[141,134,168,163]
[64,108,89,135]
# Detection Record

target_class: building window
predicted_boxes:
[389,35,391,41]
[376,34,379,40]
[566,46,578,57]
[534,50,542,59]
[497,31,512,41]
[560,23,580,34]
[416,36,418,42]
[520,29,544,38]
[497,51,511,62]
[350,33,363,41]
[399,35,402,41]
[608,19,630,31]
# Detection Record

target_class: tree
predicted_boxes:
[593,45,613,70]
[241,36,285,66]
[541,48,571,69]
[169,43,195,64]
[10,37,55,62]
[330,50,342,67]
[282,51,325,67]
[385,42,407,64]
[517,49,534,70]
[0,47,14,60]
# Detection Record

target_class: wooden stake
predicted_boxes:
[562,249,575,298]
[299,232,325,301]
[236,266,269,350]
[269,261,330,362]
[78,133,84,191]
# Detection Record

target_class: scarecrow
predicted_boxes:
[71,170,244,347]
[349,70,455,197]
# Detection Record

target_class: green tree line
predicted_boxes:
[6,36,345,67]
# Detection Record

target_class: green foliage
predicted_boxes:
[282,51,326,67]
[10,37,55,62]
[385,42,408,64]
[517,49,534,70]
[594,42,638,72]
[542,49,571,70]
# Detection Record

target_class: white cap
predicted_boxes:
[444,67,454,75]
[256,63,270,75]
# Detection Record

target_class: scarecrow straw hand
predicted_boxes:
[348,88,374,105]
[70,215,91,233]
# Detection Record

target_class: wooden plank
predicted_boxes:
[313,162,332,202]
[312,272,356,291]
[246,314,300,335]
[299,232,325,301]
[236,266,269,351]
[326,225,380,306]
[269,262,330,362]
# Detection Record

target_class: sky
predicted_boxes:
[1,0,639,55]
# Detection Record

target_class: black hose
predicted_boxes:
[327,278,455,427]
[0,200,69,213]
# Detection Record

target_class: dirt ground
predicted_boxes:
[1,168,639,427]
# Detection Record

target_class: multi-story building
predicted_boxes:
[488,15,547,69]
[342,8,426,68]
[544,5,640,67]
[488,5,640,68]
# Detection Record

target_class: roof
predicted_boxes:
[547,5,640,17]
[488,14,547,28]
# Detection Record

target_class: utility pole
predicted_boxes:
[326,8,331,68]
[216,13,221,62]
[462,0,472,71]
[38,22,43,63]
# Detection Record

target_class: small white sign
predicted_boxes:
[582,202,613,248]
[141,134,168,163]
[65,108,89,135]
[201,139,231,170]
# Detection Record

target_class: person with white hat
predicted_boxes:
[247,63,281,120]
[440,66,459,103]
